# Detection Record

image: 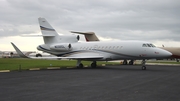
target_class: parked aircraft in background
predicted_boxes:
[0,51,54,58]
[0,51,35,58]
[159,47,180,61]
[11,18,172,70]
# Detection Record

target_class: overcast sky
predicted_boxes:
[1,0,180,51]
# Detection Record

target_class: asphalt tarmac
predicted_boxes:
[0,65,180,101]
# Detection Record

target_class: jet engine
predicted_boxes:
[50,43,72,51]
[59,34,80,42]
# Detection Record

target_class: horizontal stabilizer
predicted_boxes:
[71,31,100,41]
[21,35,42,37]
[71,31,95,35]
[21,34,55,37]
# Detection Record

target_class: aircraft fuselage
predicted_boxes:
[37,40,172,61]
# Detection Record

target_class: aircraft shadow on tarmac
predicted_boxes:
[58,65,170,72]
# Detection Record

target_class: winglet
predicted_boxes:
[11,42,29,58]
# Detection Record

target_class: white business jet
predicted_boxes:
[11,18,172,70]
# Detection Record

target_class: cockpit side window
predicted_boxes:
[149,44,153,47]
[147,44,151,47]
[142,44,147,47]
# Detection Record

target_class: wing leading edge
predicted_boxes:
[10,42,103,60]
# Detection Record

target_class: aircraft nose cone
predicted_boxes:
[154,48,172,59]
[165,51,172,57]
[160,49,172,57]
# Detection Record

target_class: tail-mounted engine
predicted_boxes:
[59,34,80,42]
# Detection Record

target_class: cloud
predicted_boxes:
[0,0,180,50]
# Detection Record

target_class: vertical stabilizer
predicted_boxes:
[38,17,59,44]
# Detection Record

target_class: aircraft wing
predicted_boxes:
[30,56,103,59]
[11,42,103,59]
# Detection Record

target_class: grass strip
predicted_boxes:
[0,58,120,71]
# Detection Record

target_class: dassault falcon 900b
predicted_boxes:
[11,18,172,70]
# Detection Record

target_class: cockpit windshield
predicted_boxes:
[150,44,156,47]
[142,43,156,47]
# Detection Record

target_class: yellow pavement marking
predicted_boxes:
[0,70,10,73]
[29,68,40,70]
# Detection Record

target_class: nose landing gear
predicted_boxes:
[141,59,146,70]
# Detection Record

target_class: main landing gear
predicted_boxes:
[76,59,146,70]
[129,60,134,65]
[76,60,97,68]
[141,59,146,70]
[123,60,134,65]
[91,61,97,68]
[76,60,84,68]
[123,60,128,65]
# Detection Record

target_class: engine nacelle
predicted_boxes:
[50,43,72,51]
[59,34,80,42]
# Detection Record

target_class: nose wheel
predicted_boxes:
[142,66,146,70]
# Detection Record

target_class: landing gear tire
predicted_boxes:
[142,66,146,70]
[77,63,83,69]
[91,61,97,68]
[129,60,134,65]
[141,59,146,70]
[36,53,42,57]
[123,60,128,65]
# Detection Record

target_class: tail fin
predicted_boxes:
[38,17,59,44]
[71,31,100,41]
